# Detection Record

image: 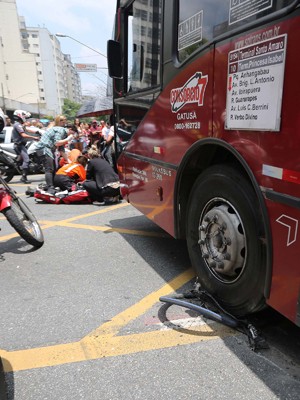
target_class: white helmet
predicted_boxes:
[0,108,5,132]
[13,109,31,123]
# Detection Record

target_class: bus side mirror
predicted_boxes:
[107,40,123,79]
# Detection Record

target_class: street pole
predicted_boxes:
[37,99,40,118]
[55,34,107,58]
[1,83,6,114]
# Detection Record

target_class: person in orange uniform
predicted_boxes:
[54,155,87,191]
[58,148,82,167]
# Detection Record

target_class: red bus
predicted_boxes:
[107,0,300,326]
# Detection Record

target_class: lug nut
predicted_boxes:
[225,238,231,245]
[221,222,227,230]
[217,262,224,269]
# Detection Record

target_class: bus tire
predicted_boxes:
[186,164,266,316]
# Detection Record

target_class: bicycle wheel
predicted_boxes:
[3,197,44,248]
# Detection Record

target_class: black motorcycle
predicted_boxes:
[0,140,44,183]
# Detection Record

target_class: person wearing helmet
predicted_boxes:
[0,108,5,132]
[12,109,39,183]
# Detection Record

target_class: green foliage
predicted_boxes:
[42,115,54,121]
[62,98,81,121]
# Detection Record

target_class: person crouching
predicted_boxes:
[83,146,120,204]
[54,155,87,192]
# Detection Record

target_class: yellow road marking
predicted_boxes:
[0,269,234,373]
[85,269,195,338]
[0,202,130,242]
[1,325,232,372]
[0,201,161,241]
[57,222,169,237]
[0,202,235,372]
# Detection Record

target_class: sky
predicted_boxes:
[16,0,117,98]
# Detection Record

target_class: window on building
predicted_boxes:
[127,0,161,92]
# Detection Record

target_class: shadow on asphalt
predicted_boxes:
[0,237,40,259]
[109,213,300,397]
[0,357,13,400]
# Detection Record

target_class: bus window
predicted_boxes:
[126,0,162,92]
[178,0,297,62]
[178,0,228,62]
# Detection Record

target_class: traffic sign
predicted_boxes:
[74,63,98,72]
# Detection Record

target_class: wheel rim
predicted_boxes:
[11,201,39,238]
[0,167,13,181]
[198,198,247,284]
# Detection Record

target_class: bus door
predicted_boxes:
[110,0,216,234]
[111,0,166,215]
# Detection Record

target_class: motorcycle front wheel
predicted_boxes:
[0,164,15,183]
[3,197,44,248]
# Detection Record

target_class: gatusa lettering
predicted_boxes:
[177,111,197,120]
[170,72,208,113]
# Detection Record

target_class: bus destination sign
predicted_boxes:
[226,34,287,131]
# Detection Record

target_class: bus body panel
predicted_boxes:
[112,1,300,325]
[119,49,214,234]
[213,14,300,321]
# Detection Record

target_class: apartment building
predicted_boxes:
[0,0,82,116]
[63,54,82,104]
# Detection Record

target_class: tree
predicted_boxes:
[62,99,81,121]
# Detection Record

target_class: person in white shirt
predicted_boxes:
[101,123,114,167]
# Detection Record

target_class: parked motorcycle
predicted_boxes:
[0,172,44,247]
[0,149,17,183]
[0,139,44,183]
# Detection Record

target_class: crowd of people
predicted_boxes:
[10,110,120,205]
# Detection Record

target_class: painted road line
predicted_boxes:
[0,269,235,373]
[0,324,233,372]
[84,269,196,338]
[0,202,130,242]
[57,222,170,238]
[0,202,164,242]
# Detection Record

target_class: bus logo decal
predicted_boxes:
[170,72,208,113]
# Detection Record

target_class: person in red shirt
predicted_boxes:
[54,155,87,191]
[89,120,101,146]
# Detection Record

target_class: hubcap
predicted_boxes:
[11,201,37,237]
[198,200,246,283]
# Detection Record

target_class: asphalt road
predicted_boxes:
[0,174,299,400]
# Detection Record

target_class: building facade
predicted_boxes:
[0,0,82,117]
[63,54,82,104]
